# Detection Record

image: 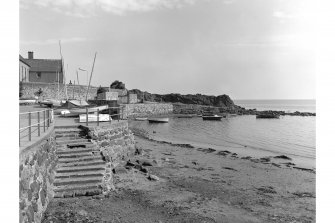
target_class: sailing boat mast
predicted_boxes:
[59,40,68,100]
[86,52,97,101]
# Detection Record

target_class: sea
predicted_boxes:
[129,100,316,168]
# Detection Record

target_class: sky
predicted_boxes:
[19,0,315,100]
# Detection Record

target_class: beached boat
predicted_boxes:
[61,105,109,117]
[135,117,148,121]
[148,118,169,123]
[202,114,223,121]
[79,114,110,123]
[256,114,280,119]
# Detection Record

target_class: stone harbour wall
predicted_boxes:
[121,103,173,118]
[19,134,57,223]
[21,82,98,100]
[84,121,136,192]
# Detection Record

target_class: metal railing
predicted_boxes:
[19,109,54,146]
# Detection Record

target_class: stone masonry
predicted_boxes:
[19,136,58,223]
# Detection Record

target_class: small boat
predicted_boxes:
[135,117,148,121]
[61,105,109,117]
[256,114,280,119]
[148,117,169,123]
[79,114,110,123]
[202,114,223,121]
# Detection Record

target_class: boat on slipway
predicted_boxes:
[135,117,148,121]
[148,118,169,123]
[61,105,109,117]
[202,114,223,121]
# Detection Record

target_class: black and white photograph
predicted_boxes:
[13,0,325,222]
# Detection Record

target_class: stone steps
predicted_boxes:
[58,155,102,164]
[55,172,104,179]
[58,160,105,168]
[56,138,90,145]
[54,185,102,198]
[67,142,95,148]
[54,176,103,186]
[56,148,94,154]
[57,152,93,159]
[56,164,106,173]
[52,126,106,198]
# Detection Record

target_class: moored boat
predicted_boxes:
[148,117,169,123]
[256,114,280,119]
[202,114,223,121]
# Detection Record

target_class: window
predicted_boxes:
[36,72,41,78]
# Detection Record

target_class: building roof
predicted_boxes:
[24,59,62,72]
[19,55,31,67]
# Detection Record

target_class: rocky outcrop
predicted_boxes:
[128,89,236,109]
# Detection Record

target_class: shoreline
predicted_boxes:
[130,126,316,171]
[43,134,315,222]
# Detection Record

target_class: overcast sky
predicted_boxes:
[20,0,315,99]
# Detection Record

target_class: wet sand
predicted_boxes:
[43,135,315,223]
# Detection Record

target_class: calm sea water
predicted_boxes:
[234,99,316,113]
[130,100,316,168]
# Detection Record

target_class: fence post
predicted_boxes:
[86,107,88,126]
[118,107,120,122]
[28,112,31,141]
[109,108,111,124]
[47,110,50,128]
[43,110,46,132]
[37,111,40,137]
[97,109,99,126]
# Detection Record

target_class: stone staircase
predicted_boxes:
[53,127,106,198]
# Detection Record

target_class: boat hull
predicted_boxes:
[148,118,169,123]
[135,117,148,121]
[61,105,109,117]
[202,116,223,121]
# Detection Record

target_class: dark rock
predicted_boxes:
[273,155,292,160]
[217,151,227,156]
[241,156,252,160]
[257,186,277,194]
[140,166,148,173]
[271,163,281,168]
[293,167,316,173]
[191,161,198,165]
[134,147,143,155]
[222,167,238,171]
[231,153,238,156]
[260,157,271,162]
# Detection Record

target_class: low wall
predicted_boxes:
[121,103,173,118]
[83,121,135,192]
[20,82,98,100]
[19,134,57,223]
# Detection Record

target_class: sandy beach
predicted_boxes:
[43,133,315,223]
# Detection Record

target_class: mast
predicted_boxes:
[59,40,68,100]
[76,70,80,85]
[86,52,97,101]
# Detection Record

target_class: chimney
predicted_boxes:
[28,51,34,59]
